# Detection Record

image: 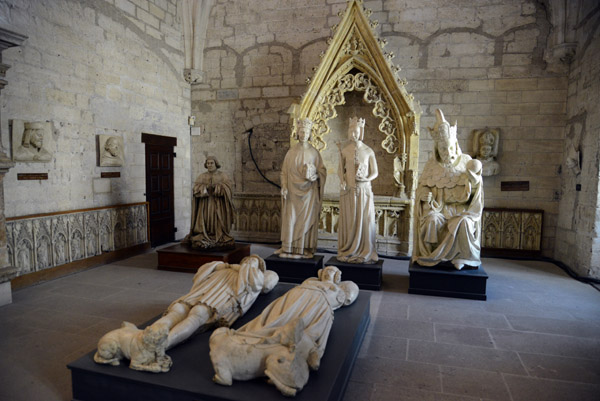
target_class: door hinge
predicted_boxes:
[173,227,178,232]
[173,152,176,157]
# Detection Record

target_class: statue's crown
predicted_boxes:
[480,131,495,145]
[349,116,365,130]
[296,118,313,130]
[428,109,457,142]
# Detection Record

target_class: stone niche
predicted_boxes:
[233,0,422,257]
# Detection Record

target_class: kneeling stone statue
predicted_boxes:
[209,266,359,396]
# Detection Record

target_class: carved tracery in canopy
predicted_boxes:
[290,0,421,200]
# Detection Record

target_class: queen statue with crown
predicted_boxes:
[337,117,379,264]
[276,118,327,259]
[412,109,484,270]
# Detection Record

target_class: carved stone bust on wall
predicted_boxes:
[98,135,124,167]
[472,128,500,176]
[11,120,53,163]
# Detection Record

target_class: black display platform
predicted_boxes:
[68,284,370,401]
[408,262,488,300]
[265,254,324,284]
[157,242,251,272]
[324,257,383,291]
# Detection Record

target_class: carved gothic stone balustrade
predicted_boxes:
[6,203,149,278]
[232,193,412,256]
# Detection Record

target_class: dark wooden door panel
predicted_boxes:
[143,135,176,247]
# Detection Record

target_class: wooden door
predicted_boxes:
[142,134,177,247]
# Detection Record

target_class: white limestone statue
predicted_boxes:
[275,118,326,259]
[99,135,125,167]
[337,117,379,264]
[94,321,172,373]
[209,266,359,396]
[473,128,500,176]
[412,109,483,270]
[11,121,53,163]
[152,254,279,350]
[183,156,235,249]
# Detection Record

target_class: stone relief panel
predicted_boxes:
[482,210,502,248]
[6,203,149,278]
[52,216,69,266]
[98,210,114,253]
[33,219,52,271]
[521,212,542,251]
[14,221,34,275]
[472,128,500,176]
[98,135,125,167]
[84,213,100,258]
[69,214,85,262]
[10,120,54,163]
[481,208,543,253]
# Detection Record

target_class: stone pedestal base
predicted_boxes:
[157,243,251,272]
[0,266,17,306]
[324,257,383,291]
[68,283,371,401]
[265,254,324,284]
[409,262,488,301]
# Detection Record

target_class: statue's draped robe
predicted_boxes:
[280,143,326,255]
[225,277,348,370]
[337,142,378,263]
[169,261,265,327]
[413,154,483,268]
[185,170,234,248]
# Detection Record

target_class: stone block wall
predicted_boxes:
[555,3,600,279]
[0,0,191,234]
[191,0,568,257]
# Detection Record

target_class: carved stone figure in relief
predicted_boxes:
[473,128,500,176]
[12,121,52,162]
[209,266,359,396]
[151,255,279,350]
[99,135,124,167]
[275,118,326,259]
[94,321,172,373]
[412,109,483,270]
[337,117,379,264]
[182,156,235,249]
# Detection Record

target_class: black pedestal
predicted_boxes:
[265,254,324,284]
[68,283,370,401]
[324,257,383,291]
[408,262,488,300]
[157,243,251,272]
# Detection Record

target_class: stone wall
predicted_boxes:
[191,0,569,257]
[0,0,191,234]
[555,3,600,279]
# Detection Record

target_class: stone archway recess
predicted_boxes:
[289,0,422,255]
[290,0,421,200]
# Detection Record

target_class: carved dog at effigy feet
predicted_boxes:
[94,321,172,373]
[209,317,317,397]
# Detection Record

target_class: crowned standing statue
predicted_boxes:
[275,118,327,259]
[412,109,484,270]
[337,117,379,264]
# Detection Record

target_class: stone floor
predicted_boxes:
[1,243,599,401]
